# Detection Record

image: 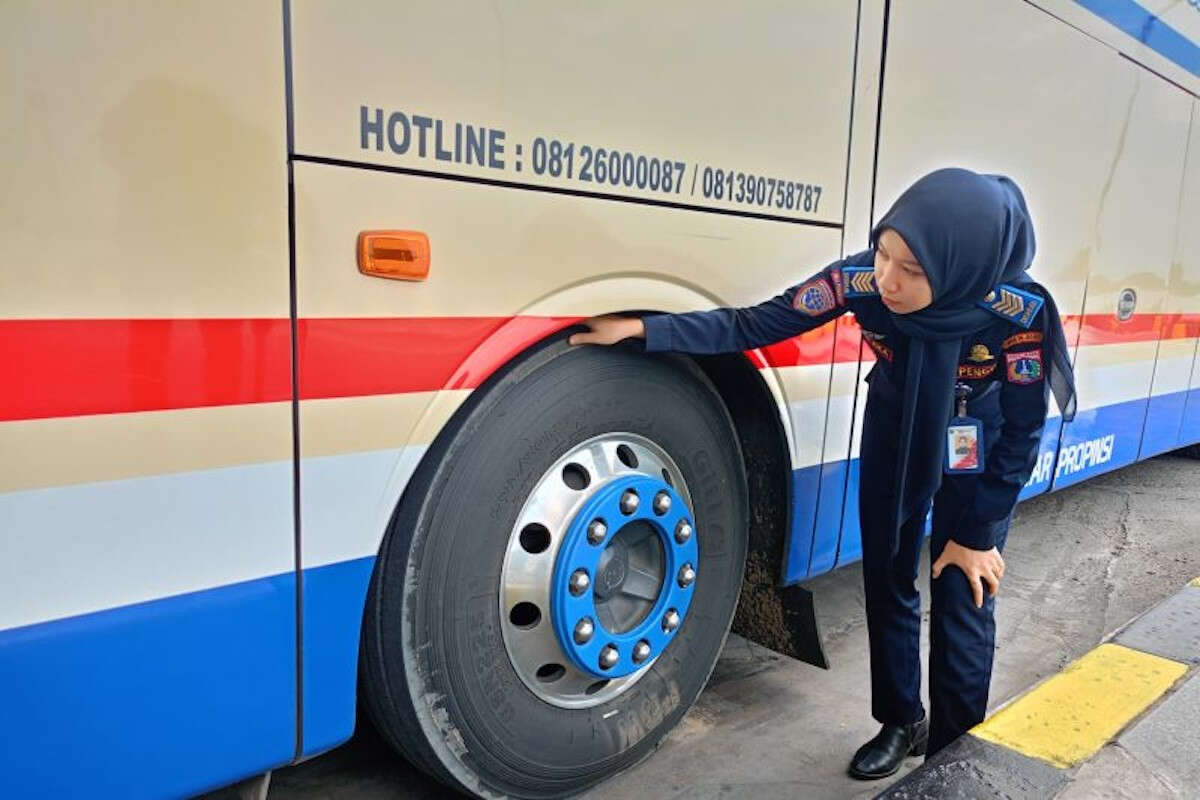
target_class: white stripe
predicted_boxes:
[0,462,293,631]
[301,445,428,568]
[785,396,830,469]
[771,363,835,469]
[1149,341,1198,396]
[1073,358,1156,410]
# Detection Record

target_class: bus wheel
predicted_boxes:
[361,340,748,798]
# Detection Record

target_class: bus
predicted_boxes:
[2,1,1198,797]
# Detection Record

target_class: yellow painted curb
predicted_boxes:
[1190,576,1200,588]
[972,643,1187,768]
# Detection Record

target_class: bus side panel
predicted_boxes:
[0,3,295,797]
[1166,101,1200,452]
[289,0,859,750]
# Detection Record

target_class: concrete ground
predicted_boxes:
[258,453,1200,800]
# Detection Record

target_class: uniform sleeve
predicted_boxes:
[954,312,1050,550]
[642,262,851,355]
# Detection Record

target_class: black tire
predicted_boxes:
[361,339,749,798]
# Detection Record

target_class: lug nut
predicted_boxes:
[674,521,692,545]
[574,617,595,645]
[632,640,652,663]
[653,491,671,515]
[599,645,620,670]
[662,609,680,632]
[569,569,591,596]
[619,489,639,515]
[677,563,696,588]
[587,519,608,545]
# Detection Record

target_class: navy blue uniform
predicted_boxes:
[643,249,1049,754]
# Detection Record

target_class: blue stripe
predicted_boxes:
[806,459,852,578]
[1139,389,1190,459]
[1180,385,1200,445]
[301,556,377,757]
[0,573,297,799]
[1074,0,1200,78]
[783,464,821,581]
[1053,394,1147,489]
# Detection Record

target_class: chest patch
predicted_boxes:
[1006,350,1043,384]
[968,344,994,363]
[1003,330,1043,350]
[958,362,997,379]
[793,277,838,316]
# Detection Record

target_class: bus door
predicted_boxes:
[1143,101,1200,458]
[1054,64,1194,489]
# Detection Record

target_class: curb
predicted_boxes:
[876,577,1200,799]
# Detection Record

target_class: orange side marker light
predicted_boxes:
[357,231,430,281]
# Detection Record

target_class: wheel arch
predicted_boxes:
[378,275,829,676]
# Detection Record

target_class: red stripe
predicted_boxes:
[296,316,578,400]
[754,313,1200,370]
[756,315,865,368]
[0,319,292,422]
[0,316,579,421]
[1075,312,1200,346]
[4,312,1196,421]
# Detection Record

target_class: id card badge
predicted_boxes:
[945,416,985,474]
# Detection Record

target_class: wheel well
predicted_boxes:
[688,353,791,582]
[688,353,828,667]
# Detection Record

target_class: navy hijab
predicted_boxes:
[871,168,1075,553]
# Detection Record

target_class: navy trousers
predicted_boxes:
[858,382,1010,757]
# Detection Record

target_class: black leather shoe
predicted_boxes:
[847,716,929,780]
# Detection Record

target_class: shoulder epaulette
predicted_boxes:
[978,283,1043,328]
[842,265,878,297]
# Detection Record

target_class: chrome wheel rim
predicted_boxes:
[499,433,697,709]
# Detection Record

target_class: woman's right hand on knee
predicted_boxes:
[568,315,646,346]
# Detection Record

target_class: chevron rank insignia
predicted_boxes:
[843,265,878,297]
[978,283,1044,328]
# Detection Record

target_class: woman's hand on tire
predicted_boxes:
[568,315,645,346]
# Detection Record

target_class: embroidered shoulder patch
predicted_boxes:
[792,276,838,316]
[828,267,846,306]
[1002,330,1043,350]
[1005,350,1043,384]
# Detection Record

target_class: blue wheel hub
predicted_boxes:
[551,474,698,678]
